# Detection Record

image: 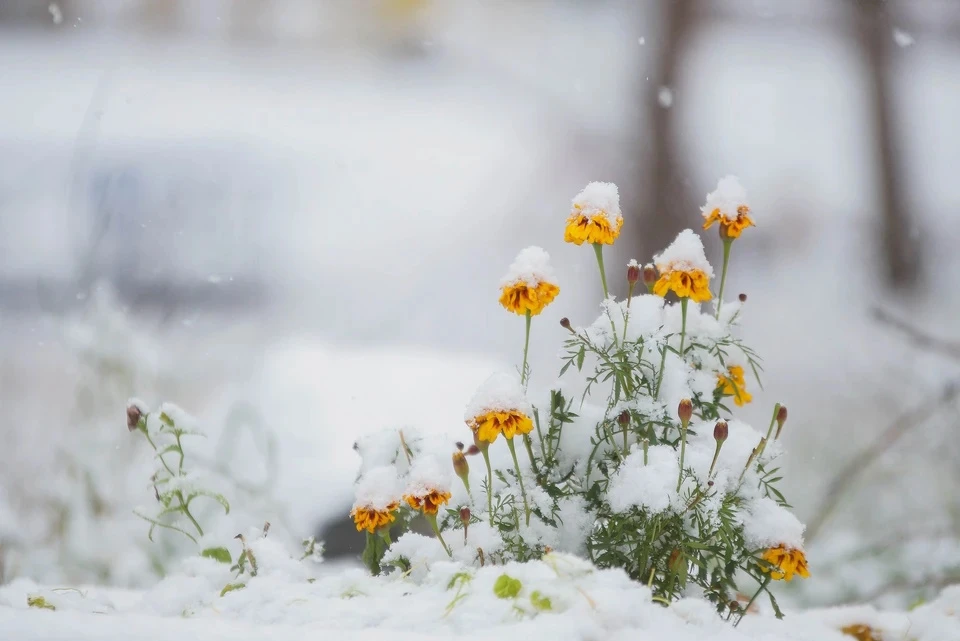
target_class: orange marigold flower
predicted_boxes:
[349,502,399,534]
[717,365,753,406]
[760,545,810,581]
[499,246,560,316]
[701,176,755,239]
[564,182,623,246]
[404,488,451,515]
[841,624,882,641]
[652,229,714,302]
[468,409,533,444]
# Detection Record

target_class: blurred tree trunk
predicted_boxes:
[638,0,696,265]
[140,0,180,33]
[853,0,920,290]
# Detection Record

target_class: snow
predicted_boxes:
[499,246,557,289]
[657,86,674,108]
[405,456,452,496]
[353,466,403,511]
[607,446,681,514]
[48,3,63,26]
[3,558,960,641]
[653,229,715,277]
[893,28,915,48]
[570,182,622,225]
[701,175,750,222]
[463,372,531,421]
[741,496,806,551]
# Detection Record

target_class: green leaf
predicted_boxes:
[530,590,552,611]
[493,574,522,599]
[27,596,55,611]
[361,531,389,576]
[201,547,232,564]
[159,412,175,427]
[447,571,472,590]
[220,582,246,597]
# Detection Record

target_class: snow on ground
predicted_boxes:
[1,553,959,641]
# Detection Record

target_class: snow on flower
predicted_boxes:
[351,466,402,533]
[564,181,623,245]
[701,175,754,239]
[464,372,533,444]
[498,246,560,316]
[652,229,714,302]
[403,456,452,515]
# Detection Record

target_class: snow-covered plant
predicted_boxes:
[350,178,810,622]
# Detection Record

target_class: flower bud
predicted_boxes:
[713,420,728,442]
[626,261,641,285]
[126,405,142,431]
[455,441,464,451]
[618,409,630,427]
[465,445,481,456]
[560,317,571,330]
[775,405,788,439]
[707,480,714,488]
[642,264,657,288]
[452,450,469,480]
[459,506,471,527]
[678,399,693,424]
[668,548,683,573]
[738,293,747,303]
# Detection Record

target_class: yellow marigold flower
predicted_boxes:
[760,545,810,581]
[564,182,623,246]
[468,409,533,444]
[498,246,560,316]
[717,365,753,406]
[350,502,399,534]
[652,229,714,302]
[404,488,451,515]
[841,624,882,641]
[701,176,755,239]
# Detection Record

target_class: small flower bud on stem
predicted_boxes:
[708,420,728,478]
[126,405,142,431]
[763,403,781,443]
[775,405,788,440]
[739,437,766,483]
[738,293,747,303]
[560,317,572,332]
[460,506,471,543]
[676,399,693,492]
[452,450,471,496]
[618,409,630,456]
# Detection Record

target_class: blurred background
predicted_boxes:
[1,0,959,609]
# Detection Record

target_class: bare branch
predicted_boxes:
[872,306,960,361]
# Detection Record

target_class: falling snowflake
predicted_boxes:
[48,2,63,24]
[658,87,673,108]
[892,28,915,48]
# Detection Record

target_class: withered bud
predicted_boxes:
[618,409,630,427]
[678,399,693,424]
[626,262,641,285]
[707,480,714,488]
[668,548,683,572]
[775,405,788,439]
[560,317,572,330]
[126,405,142,431]
[455,441,464,451]
[452,450,469,480]
[738,293,747,303]
[642,264,658,287]
[465,445,481,456]
[713,420,728,442]
[459,506,471,526]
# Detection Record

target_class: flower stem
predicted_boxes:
[426,514,451,557]
[707,440,723,479]
[764,403,781,443]
[679,298,689,356]
[715,238,733,320]
[481,448,494,526]
[506,438,530,526]
[592,243,609,300]
[654,341,668,399]
[735,576,771,627]
[523,434,540,477]
[521,310,532,387]
[677,421,689,492]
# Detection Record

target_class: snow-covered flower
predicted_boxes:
[761,545,810,581]
[350,502,400,534]
[498,246,560,316]
[717,365,752,407]
[464,373,533,444]
[701,176,754,239]
[403,488,451,515]
[351,466,402,533]
[652,229,714,303]
[564,182,623,246]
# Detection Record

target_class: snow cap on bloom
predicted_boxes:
[652,229,714,302]
[403,456,452,515]
[565,182,623,245]
[350,466,402,533]
[499,246,560,316]
[743,497,810,580]
[701,176,754,239]
[465,372,533,443]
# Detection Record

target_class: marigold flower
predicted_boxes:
[564,182,623,246]
[652,229,714,302]
[404,488,452,515]
[350,502,399,534]
[841,624,881,641]
[468,409,533,444]
[760,545,810,581]
[701,176,754,239]
[498,246,560,316]
[717,365,753,406]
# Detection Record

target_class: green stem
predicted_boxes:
[426,514,451,557]
[522,434,540,478]
[506,438,531,526]
[715,238,733,319]
[142,425,203,537]
[521,310,532,387]
[592,243,610,299]
[707,440,723,479]
[679,298,689,356]
[735,576,771,627]
[764,403,781,443]
[676,421,689,492]
[654,341,669,399]
[533,408,546,459]
[481,448,494,526]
